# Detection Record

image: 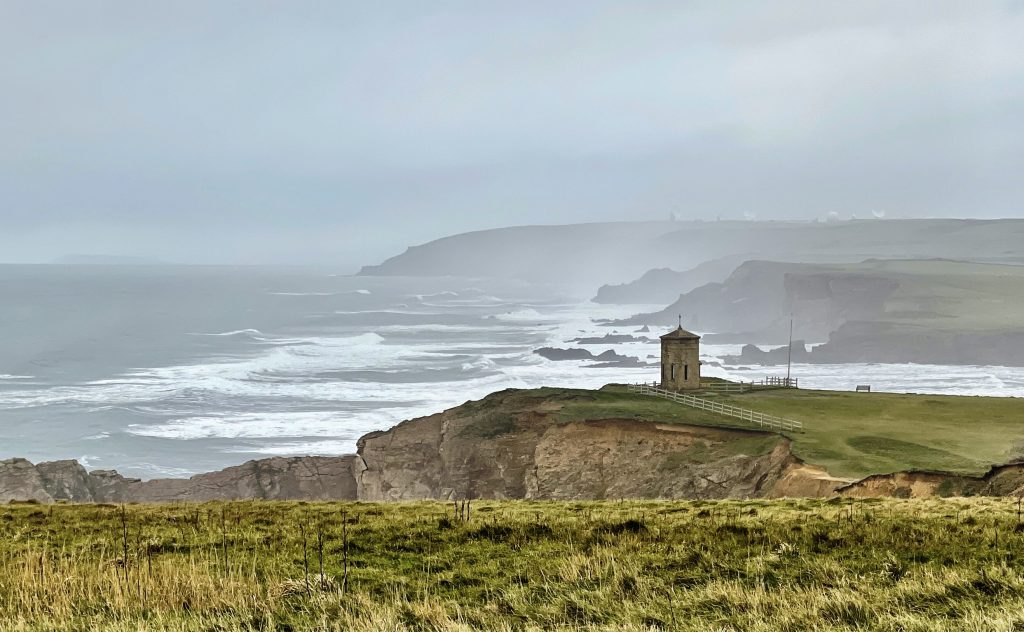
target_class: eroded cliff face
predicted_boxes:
[837,463,1024,499]
[355,389,844,501]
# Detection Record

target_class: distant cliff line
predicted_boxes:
[357,218,1024,286]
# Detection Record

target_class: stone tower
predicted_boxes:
[660,323,701,390]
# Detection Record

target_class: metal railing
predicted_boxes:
[629,383,804,433]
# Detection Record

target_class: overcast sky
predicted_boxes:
[1,1,1022,266]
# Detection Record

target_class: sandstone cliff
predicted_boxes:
[838,462,1024,499]
[356,389,841,501]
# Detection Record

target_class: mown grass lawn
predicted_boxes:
[4,498,1024,631]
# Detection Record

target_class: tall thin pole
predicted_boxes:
[786,317,793,386]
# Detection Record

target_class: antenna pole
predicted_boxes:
[786,317,793,386]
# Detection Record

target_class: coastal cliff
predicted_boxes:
[8,386,1023,504]
[0,456,363,504]
[1,388,841,503]
[356,388,838,500]
[620,258,1024,365]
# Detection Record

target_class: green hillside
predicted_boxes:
[550,386,1024,479]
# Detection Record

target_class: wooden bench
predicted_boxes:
[855,385,871,393]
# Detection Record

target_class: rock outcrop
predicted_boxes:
[533,348,649,368]
[1,456,363,504]
[722,341,813,366]
[0,458,54,503]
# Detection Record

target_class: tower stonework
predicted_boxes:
[660,326,701,390]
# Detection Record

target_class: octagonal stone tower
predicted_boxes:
[660,324,701,390]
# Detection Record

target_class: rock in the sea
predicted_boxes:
[534,347,594,361]
[723,341,811,366]
[533,347,648,367]
[569,333,651,344]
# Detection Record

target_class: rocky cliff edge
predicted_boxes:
[0,387,850,503]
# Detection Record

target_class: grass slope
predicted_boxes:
[718,388,1024,479]
[534,386,1024,479]
[862,259,1024,333]
[5,498,1024,631]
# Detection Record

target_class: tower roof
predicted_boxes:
[660,326,701,340]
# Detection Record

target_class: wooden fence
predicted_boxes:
[629,383,804,433]
[700,377,798,393]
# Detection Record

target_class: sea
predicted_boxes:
[2,264,1023,479]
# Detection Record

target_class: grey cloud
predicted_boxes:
[0,1,1021,265]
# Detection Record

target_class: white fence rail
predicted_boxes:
[699,377,798,393]
[629,383,804,433]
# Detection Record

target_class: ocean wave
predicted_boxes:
[225,439,359,456]
[189,329,268,339]
[269,289,371,297]
[0,374,35,380]
[132,463,196,478]
[412,291,460,301]
[78,455,100,468]
[127,409,398,440]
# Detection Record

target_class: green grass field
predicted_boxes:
[526,386,1024,479]
[5,498,1024,631]
[715,388,1024,479]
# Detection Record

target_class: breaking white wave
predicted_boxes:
[189,329,268,339]
[134,463,196,478]
[493,308,553,322]
[227,439,363,456]
[78,455,100,468]
[128,410,397,440]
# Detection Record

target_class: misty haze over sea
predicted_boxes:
[2,264,1022,479]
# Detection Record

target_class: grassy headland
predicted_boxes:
[536,386,1024,479]
[5,498,1024,630]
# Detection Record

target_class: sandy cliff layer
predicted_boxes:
[838,463,1024,499]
